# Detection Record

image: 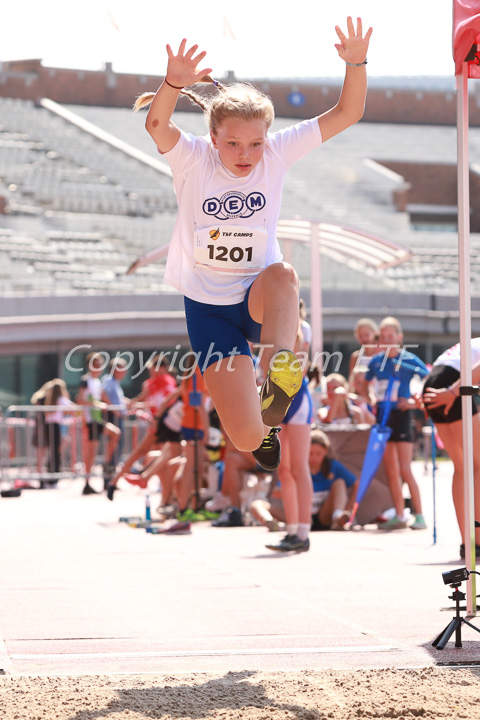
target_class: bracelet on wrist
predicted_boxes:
[345,59,367,67]
[448,386,457,398]
[164,78,185,90]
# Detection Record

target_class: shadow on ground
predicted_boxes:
[67,671,321,720]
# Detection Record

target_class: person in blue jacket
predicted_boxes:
[363,316,429,530]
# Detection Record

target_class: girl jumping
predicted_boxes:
[133,17,372,471]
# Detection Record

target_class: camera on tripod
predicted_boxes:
[433,565,480,649]
[442,567,469,586]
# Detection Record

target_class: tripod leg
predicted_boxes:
[432,618,462,650]
[462,619,480,636]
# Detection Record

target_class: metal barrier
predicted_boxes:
[0,404,150,487]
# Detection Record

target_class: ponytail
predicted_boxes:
[133,75,224,113]
[133,92,156,112]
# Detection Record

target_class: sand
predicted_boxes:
[1,667,480,720]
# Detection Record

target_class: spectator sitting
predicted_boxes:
[107,374,183,501]
[309,428,359,531]
[348,367,376,425]
[130,353,177,416]
[209,433,270,528]
[318,373,366,425]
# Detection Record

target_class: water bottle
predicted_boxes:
[145,494,151,522]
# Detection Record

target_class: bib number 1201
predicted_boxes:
[207,245,253,263]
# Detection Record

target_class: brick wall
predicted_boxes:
[0,59,478,125]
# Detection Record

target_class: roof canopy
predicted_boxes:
[453,0,480,76]
[276,219,412,271]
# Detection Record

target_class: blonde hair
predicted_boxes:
[379,316,402,334]
[354,317,379,338]
[325,373,348,390]
[134,79,275,135]
[45,379,68,406]
[31,380,52,405]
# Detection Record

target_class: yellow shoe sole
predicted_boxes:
[260,350,302,426]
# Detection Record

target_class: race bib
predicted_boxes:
[374,378,400,403]
[194,225,267,275]
[311,490,329,514]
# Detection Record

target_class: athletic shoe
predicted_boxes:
[123,474,149,489]
[410,513,427,530]
[265,533,310,552]
[252,427,281,471]
[330,510,350,531]
[155,503,178,520]
[377,515,408,530]
[260,350,302,426]
[205,492,231,512]
[211,506,244,527]
[106,483,116,501]
[82,482,98,495]
[176,508,220,522]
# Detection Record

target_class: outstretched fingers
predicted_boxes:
[335,16,372,43]
[185,43,199,60]
[334,16,372,63]
[165,39,213,86]
[191,49,213,78]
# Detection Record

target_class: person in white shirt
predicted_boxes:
[423,338,480,558]
[133,18,372,473]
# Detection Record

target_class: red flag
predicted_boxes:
[453,0,480,76]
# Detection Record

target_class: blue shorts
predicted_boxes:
[283,379,313,425]
[184,285,262,373]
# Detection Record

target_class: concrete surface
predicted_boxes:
[1,459,479,677]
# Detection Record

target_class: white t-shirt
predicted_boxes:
[301,319,312,346]
[45,396,72,424]
[163,118,323,304]
[434,338,480,371]
[81,376,102,423]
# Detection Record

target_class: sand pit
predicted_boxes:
[1,667,480,719]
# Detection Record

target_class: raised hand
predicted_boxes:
[334,16,372,65]
[165,39,213,88]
